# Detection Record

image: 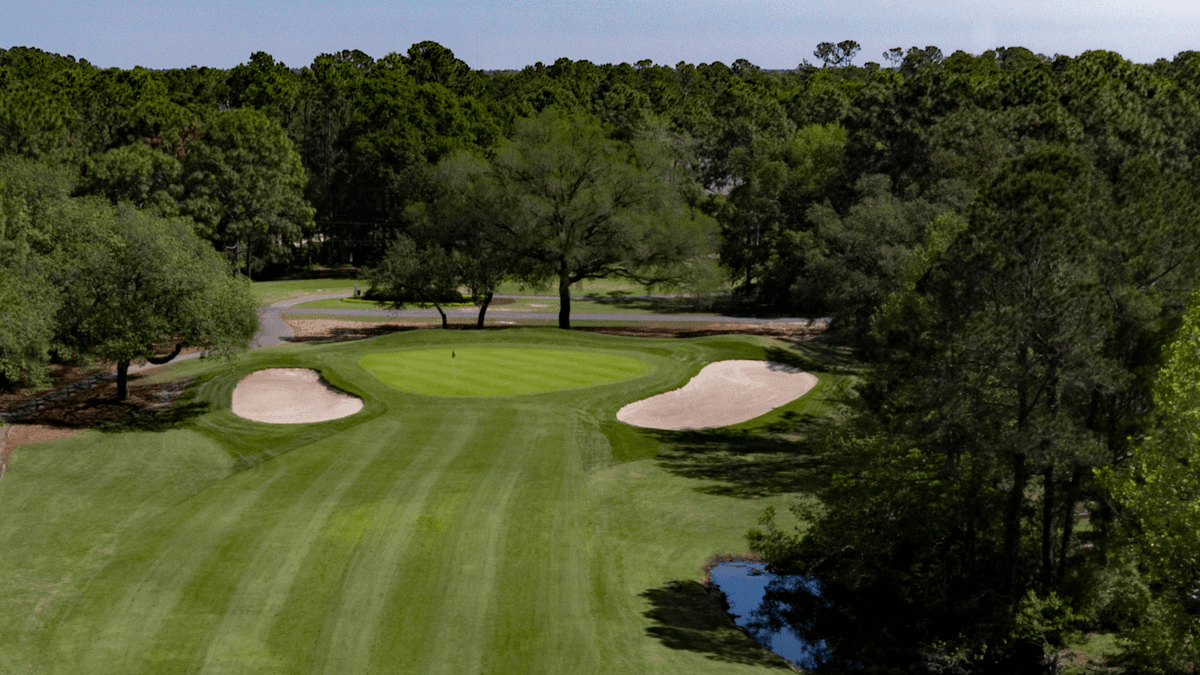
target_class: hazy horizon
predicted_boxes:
[6,0,1197,71]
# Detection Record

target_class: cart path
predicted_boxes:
[134,292,825,371]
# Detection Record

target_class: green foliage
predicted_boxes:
[181,107,314,273]
[1101,289,1200,671]
[44,199,258,396]
[363,233,461,327]
[80,142,182,212]
[446,107,716,328]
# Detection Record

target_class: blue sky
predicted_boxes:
[6,0,1197,70]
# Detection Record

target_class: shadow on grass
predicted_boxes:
[651,424,829,499]
[582,294,725,315]
[99,400,210,433]
[641,580,793,670]
[763,343,858,373]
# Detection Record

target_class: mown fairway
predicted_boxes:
[0,328,840,674]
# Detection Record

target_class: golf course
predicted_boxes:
[0,326,838,674]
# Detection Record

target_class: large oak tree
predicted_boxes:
[47,199,259,399]
[454,107,715,328]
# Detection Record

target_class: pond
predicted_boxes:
[708,561,829,670]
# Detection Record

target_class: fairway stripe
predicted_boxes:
[480,415,601,673]
[400,414,534,675]
[194,421,402,673]
[312,408,482,675]
[75,461,294,671]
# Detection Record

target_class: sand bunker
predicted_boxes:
[231,368,363,424]
[617,360,818,430]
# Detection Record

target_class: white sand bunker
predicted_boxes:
[617,360,818,430]
[232,368,363,424]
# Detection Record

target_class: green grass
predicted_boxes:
[359,347,653,397]
[289,295,722,316]
[252,278,360,306]
[0,328,843,674]
[255,276,724,310]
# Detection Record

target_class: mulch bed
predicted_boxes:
[1,360,194,456]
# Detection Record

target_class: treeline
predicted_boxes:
[6,41,1200,670]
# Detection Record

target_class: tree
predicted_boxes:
[48,199,258,400]
[1101,290,1200,672]
[79,142,182,212]
[0,179,57,388]
[363,234,460,329]
[461,108,715,329]
[181,108,314,277]
[414,150,523,328]
[814,41,861,68]
[748,145,1200,670]
[228,52,300,127]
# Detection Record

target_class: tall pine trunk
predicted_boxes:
[1005,452,1028,597]
[1041,465,1055,590]
[1057,466,1084,585]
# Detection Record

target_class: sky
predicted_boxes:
[5,0,1198,71]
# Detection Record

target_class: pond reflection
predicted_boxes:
[708,561,829,670]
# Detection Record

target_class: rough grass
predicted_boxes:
[359,347,653,397]
[0,328,842,674]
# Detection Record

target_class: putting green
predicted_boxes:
[359,347,653,397]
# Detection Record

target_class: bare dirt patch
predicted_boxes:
[618,360,819,430]
[286,319,439,341]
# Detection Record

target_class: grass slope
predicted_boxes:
[0,328,845,674]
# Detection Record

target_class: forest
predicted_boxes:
[3,40,1200,672]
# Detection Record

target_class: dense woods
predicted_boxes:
[4,40,1200,671]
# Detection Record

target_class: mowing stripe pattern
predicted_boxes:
[359,348,652,397]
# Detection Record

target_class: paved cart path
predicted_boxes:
[130,292,825,372]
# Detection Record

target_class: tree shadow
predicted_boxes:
[98,399,210,433]
[763,343,858,373]
[641,580,794,670]
[651,423,830,499]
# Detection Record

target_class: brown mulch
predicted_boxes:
[0,361,115,414]
[5,376,192,431]
[1,359,195,458]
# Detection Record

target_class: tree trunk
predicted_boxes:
[117,360,130,401]
[558,271,572,329]
[1005,452,1028,597]
[1056,466,1083,585]
[1041,465,1055,591]
[476,292,493,329]
[434,301,448,328]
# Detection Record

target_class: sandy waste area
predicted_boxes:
[617,360,818,430]
[231,368,363,424]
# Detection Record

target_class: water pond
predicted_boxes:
[708,561,829,670]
